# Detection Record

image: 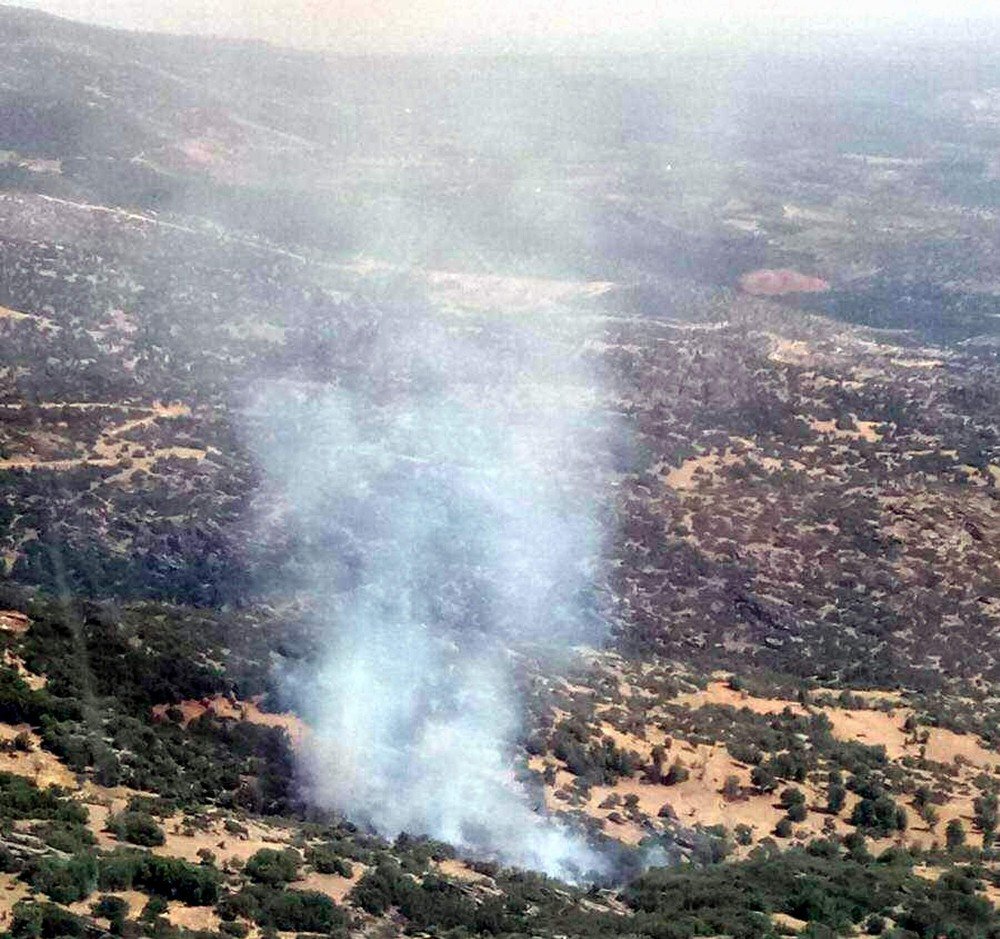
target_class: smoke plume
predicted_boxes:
[246,283,615,881]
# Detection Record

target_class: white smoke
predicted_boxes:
[245,291,615,881]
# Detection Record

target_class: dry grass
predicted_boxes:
[0,723,75,789]
[536,678,1000,853]
[292,868,365,904]
[151,696,308,748]
[0,401,206,475]
[0,872,31,928]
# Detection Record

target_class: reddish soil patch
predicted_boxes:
[739,269,830,296]
[0,611,29,634]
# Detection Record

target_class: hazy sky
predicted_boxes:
[8,0,1000,51]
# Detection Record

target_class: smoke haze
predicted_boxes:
[245,292,615,880]
[9,0,999,52]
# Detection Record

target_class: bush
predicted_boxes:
[107,810,165,847]
[946,819,966,851]
[126,795,176,818]
[29,821,94,854]
[0,843,21,873]
[11,900,87,939]
[625,848,909,936]
[97,850,220,905]
[787,803,808,823]
[306,844,352,877]
[751,765,777,793]
[843,831,871,863]
[351,861,497,933]
[664,760,690,786]
[728,741,762,765]
[217,889,261,922]
[827,784,847,814]
[865,913,885,936]
[850,795,906,837]
[245,848,301,885]
[233,885,347,933]
[722,775,742,800]
[22,853,97,904]
[91,895,128,931]
[0,773,86,823]
[780,787,805,809]
[140,895,168,922]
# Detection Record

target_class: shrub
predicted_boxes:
[751,765,777,793]
[107,811,165,847]
[29,821,94,854]
[827,784,847,814]
[974,793,998,836]
[11,900,87,939]
[306,844,352,877]
[843,831,871,863]
[664,760,690,785]
[625,848,909,936]
[126,795,176,818]
[780,787,806,809]
[0,773,86,823]
[97,850,220,905]
[22,853,97,904]
[235,885,347,933]
[245,848,301,885]
[946,819,966,851]
[728,741,762,765]
[217,889,261,922]
[865,913,885,936]
[91,894,128,932]
[850,795,906,837]
[140,896,168,922]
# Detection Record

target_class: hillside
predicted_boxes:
[0,8,998,939]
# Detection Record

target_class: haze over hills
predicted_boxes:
[0,6,998,938]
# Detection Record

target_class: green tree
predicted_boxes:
[827,783,846,815]
[844,831,870,863]
[751,765,777,793]
[780,787,806,809]
[973,792,998,839]
[850,795,905,836]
